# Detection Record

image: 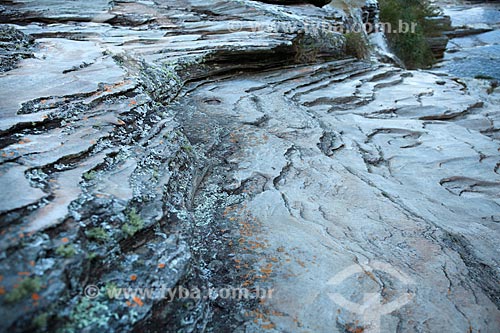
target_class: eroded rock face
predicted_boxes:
[0,0,499,333]
[0,25,34,72]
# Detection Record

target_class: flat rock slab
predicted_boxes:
[0,163,45,213]
[172,60,500,332]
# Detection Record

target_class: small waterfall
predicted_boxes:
[363,0,403,64]
[327,0,402,64]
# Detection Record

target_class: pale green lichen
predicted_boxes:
[83,170,97,181]
[181,145,193,153]
[58,297,112,333]
[5,277,42,303]
[122,208,144,236]
[32,313,49,330]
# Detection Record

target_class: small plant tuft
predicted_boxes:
[55,244,76,258]
[85,227,109,242]
[344,32,368,59]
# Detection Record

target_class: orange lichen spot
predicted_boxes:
[260,267,272,275]
[40,99,47,104]
[0,287,5,295]
[19,233,24,238]
[365,271,376,282]
[158,263,165,269]
[261,323,275,330]
[1,152,6,157]
[117,119,125,126]
[132,296,143,307]
[18,272,30,276]
[42,115,49,120]
[30,261,35,267]
[61,237,69,243]
[0,275,3,282]
[345,324,365,333]
[125,300,132,307]
[296,260,306,268]
[128,100,137,106]
[130,274,137,281]
[31,293,40,301]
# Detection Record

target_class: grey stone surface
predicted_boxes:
[174,62,500,332]
[0,163,46,213]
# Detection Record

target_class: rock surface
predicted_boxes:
[437,2,500,79]
[0,1,499,332]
